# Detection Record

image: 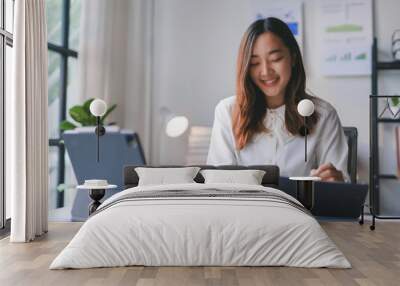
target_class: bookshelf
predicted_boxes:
[369,37,400,230]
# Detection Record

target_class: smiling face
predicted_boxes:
[249,32,293,108]
[234,18,312,149]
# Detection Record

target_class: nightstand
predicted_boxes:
[77,181,117,215]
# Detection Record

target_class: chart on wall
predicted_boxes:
[249,0,304,53]
[319,0,373,76]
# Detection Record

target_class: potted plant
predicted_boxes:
[60,98,117,131]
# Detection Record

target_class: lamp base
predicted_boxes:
[289,177,320,211]
[296,180,314,210]
[88,189,105,215]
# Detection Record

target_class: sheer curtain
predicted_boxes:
[78,0,131,126]
[78,0,154,160]
[7,0,48,242]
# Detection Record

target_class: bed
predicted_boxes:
[50,165,350,269]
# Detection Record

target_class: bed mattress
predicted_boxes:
[50,183,350,269]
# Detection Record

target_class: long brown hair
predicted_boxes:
[233,17,319,150]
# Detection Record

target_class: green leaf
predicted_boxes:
[391,97,400,107]
[60,120,77,131]
[69,105,92,125]
[83,98,95,114]
[83,98,100,125]
[89,115,98,126]
[84,112,98,126]
[65,99,117,127]
[100,104,117,124]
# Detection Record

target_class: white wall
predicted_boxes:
[151,0,251,165]
[150,0,400,183]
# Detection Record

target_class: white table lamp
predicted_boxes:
[160,107,189,138]
[297,99,315,162]
[90,98,107,117]
[290,99,318,211]
[90,98,108,162]
[166,116,189,137]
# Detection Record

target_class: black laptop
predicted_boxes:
[279,177,368,219]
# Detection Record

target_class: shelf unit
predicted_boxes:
[369,37,400,230]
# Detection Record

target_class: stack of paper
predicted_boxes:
[186,126,212,165]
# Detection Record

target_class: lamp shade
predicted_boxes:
[90,99,107,117]
[297,99,315,117]
[160,107,189,138]
[165,116,189,138]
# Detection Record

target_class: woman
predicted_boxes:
[207,17,349,182]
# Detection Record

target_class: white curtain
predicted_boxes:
[8,0,48,242]
[78,0,154,161]
[78,0,131,126]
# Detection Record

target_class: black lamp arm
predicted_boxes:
[304,117,307,162]
[95,116,106,162]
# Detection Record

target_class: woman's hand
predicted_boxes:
[310,163,344,182]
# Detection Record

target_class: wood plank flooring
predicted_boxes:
[0,221,399,286]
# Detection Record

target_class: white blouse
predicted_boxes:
[207,96,350,181]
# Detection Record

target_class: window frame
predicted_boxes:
[48,0,78,208]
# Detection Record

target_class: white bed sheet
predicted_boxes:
[50,183,351,269]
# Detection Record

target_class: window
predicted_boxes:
[47,0,80,213]
[0,0,14,231]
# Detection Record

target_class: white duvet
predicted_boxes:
[50,183,351,269]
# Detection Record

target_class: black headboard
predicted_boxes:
[123,165,280,189]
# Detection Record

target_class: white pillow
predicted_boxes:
[200,169,266,185]
[135,167,201,186]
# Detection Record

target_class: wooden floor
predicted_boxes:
[0,221,399,286]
